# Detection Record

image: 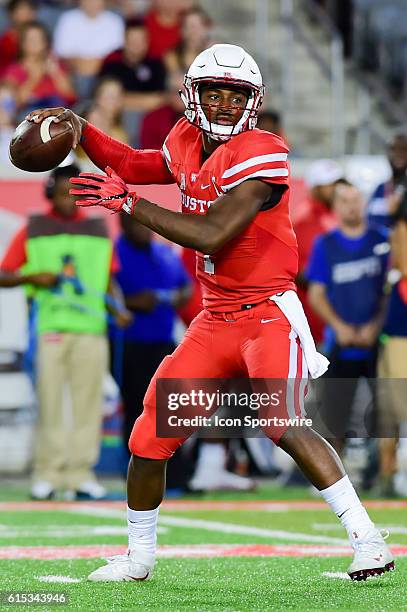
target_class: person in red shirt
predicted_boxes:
[144,0,192,59]
[293,159,343,344]
[0,0,36,78]
[163,5,213,75]
[139,70,184,149]
[28,44,393,583]
[5,21,75,117]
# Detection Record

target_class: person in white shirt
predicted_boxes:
[53,0,124,99]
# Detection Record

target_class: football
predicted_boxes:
[9,117,74,172]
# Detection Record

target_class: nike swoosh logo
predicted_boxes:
[261,318,281,324]
[338,508,350,518]
[201,184,211,189]
[373,555,383,562]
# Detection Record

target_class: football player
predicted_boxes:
[28,44,394,582]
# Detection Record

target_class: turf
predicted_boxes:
[0,486,405,611]
[0,558,404,611]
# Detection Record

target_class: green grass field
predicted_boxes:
[0,485,406,611]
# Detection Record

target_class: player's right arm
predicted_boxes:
[0,272,58,288]
[0,227,58,289]
[25,107,175,186]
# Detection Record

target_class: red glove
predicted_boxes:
[69,166,140,214]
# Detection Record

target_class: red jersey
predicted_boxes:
[144,10,181,59]
[162,118,298,312]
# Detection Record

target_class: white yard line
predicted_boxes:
[37,575,82,583]
[322,572,350,580]
[0,525,167,538]
[67,505,347,545]
[158,515,348,545]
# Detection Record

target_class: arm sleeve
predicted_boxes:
[305,237,330,285]
[80,122,175,185]
[0,227,28,272]
[220,132,289,193]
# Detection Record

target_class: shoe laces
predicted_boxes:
[353,528,389,554]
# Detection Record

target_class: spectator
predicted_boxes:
[0,82,16,161]
[367,131,407,228]
[5,21,75,118]
[112,212,192,452]
[0,164,130,500]
[99,16,167,146]
[100,18,166,113]
[139,70,184,149]
[377,218,407,497]
[164,6,212,76]
[0,0,36,78]
[144,0,192,60]
[307,181,389,451]
[257,109,288,143]
[293,159,343,344]
[53,0,124,100]
[85,77,128,144]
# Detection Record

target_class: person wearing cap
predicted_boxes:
[293,159,344,344]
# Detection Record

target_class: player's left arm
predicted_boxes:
[134,179,273,254]
[70,170,273,254]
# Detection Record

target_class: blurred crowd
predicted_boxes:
[318,0,407,98]
[0,0,217,158]
[0,0,286,162]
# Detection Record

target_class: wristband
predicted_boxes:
[122,192,140,216]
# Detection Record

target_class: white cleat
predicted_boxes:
[347,528,395,581]
[88,550,155,582]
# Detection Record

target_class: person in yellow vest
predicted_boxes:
[0,163,131,500]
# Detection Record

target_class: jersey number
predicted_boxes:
[204,255,215,275]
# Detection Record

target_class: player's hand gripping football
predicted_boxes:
[25,107,84,148]
[69,167,140,215]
